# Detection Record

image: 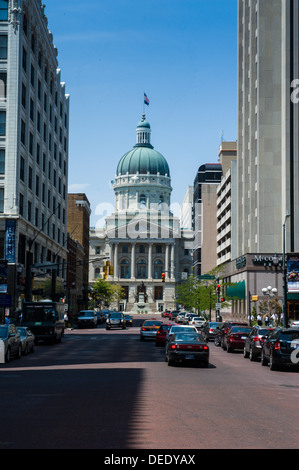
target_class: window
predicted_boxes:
[139,194,146,208]
[0,149,5,174]
[136,259,147,279]
[0,34,7,59]
[154,286,163,301]
[153,259,163,280]
[0,187,3,213]
[120,259,130,279]
[0,1,8,22]
[0,72,6,102]
[0,111,5,135]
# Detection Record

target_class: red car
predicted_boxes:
[155,323,172,346]
[225,326,252,353]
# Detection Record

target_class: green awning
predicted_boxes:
[227,281,246,300]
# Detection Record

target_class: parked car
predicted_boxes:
[96,310,110,324]
[261,328,299,370]
[224,326,252,352]
[155,323,172,346]
[243,326,274,361]
[165,331,209,367]
[166,325,198,343]
[17,326,35,354]
[202,322,223,341]
[183,313,198,324]
[124,314,133,327]
[77,310,97,329]
[106,312,126,330]
[290,320,299,328]
[140,319,163,341]
[214,321,248,347]
[0,324,22,363]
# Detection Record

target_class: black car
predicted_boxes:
[261,328,299,370]
[202,321,223,341]
[243,326,274,361]
[165,331,209,367]
[106,312,126,330]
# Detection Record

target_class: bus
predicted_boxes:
[20,300,65,344]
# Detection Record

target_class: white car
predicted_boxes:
[176,312,187,323]
[290,320,299,327]
[166,325,198,342]
[189,316,206,328]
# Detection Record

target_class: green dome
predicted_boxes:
[117,146,170,177]
[116,114,170,177]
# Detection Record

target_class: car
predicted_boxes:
[225,326,252,353]
[106,311,126,330]
[261,328,299,370]
[169,310,180,321]
[165,331,209,367]
[290,320,299,327]
[96,310,109,324]
[214,321,248,347]
[77,310,97,329]
[124,314,133,327]
[0,324,22,363]
[189,316,206,328]
[166,325,198,343]
[183,313,198,324]
[243,326,274,361]
[155,323,172,346]
[140,319,163,340]
[161,311,171,318]
[176,312,187,323]
[17,326,36,355]
[202,322,223,341]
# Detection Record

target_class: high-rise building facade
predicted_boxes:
[0,1,69,310]
[229,0,299,320]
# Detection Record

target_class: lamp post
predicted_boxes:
[282,213,290,328]
[262,286,278,323]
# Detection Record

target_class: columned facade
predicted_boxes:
[89,115,193,312]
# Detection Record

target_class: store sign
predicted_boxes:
[5,219,16,263]
[252,255,282,265]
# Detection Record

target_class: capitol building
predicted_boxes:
[89,114,193,312]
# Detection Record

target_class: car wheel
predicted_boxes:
[261,349,267,366]
[168,358,175,366]
[227,344,231,353]
[5,347,11,363]
[16,345,22,359]
[269,352,278,371]
[249,347,256,361]
[214,337,220,347]
[243,347,249,358]
[24,343,29,355]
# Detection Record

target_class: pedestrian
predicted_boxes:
[64,311,68,328]
[257,314,262,326]
[264,314,269,326]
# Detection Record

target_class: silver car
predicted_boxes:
[17,326,35,355]
[0,324,22,363]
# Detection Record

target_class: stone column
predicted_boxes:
[148,242,153,279]
[170,243,175,280]
[165,244,169,280]
[114,243,119,279]
[131,242,135,279]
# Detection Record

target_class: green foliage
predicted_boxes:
[175,275,218,314]
[90,279,125,307]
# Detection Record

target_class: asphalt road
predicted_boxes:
[1,315,299,450]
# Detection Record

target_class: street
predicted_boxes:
[1,315,299,450]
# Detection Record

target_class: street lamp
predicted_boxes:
[283,213,291,328]
[262,286,278,322]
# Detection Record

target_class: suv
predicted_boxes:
[214,321,248,348]
[261,328,299,370]
[0,324,22,363]
[243,326,274,361]
[106,312,126,330]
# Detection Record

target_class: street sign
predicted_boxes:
[216,303,221,309]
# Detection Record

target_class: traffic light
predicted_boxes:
[216,284,221,295]
[220,297,225,303]
[109,265,113,276]
[161,273,165,282]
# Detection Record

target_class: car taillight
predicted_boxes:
[253,336,260,342]
[142,327,146,331]
[274,341,281,350]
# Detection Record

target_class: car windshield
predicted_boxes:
[210,322,221,327]
[144,321,162,326]
[258,328,273,335]
[79,311,94,317]
[231,327,251,333]
[280,331,299,341]
[109,312,123,319]
[0,325,8,338]
[17,327,27,335]
[170,326,195,333]
[173,333,202,342]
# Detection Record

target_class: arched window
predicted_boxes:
[136,259,147,279]
[120,259,130,279]
[153,259,163,279]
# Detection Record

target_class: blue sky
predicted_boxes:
[45,0,238,227]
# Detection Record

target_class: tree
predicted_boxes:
[175,275,218,315]
[90,279,125,308]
